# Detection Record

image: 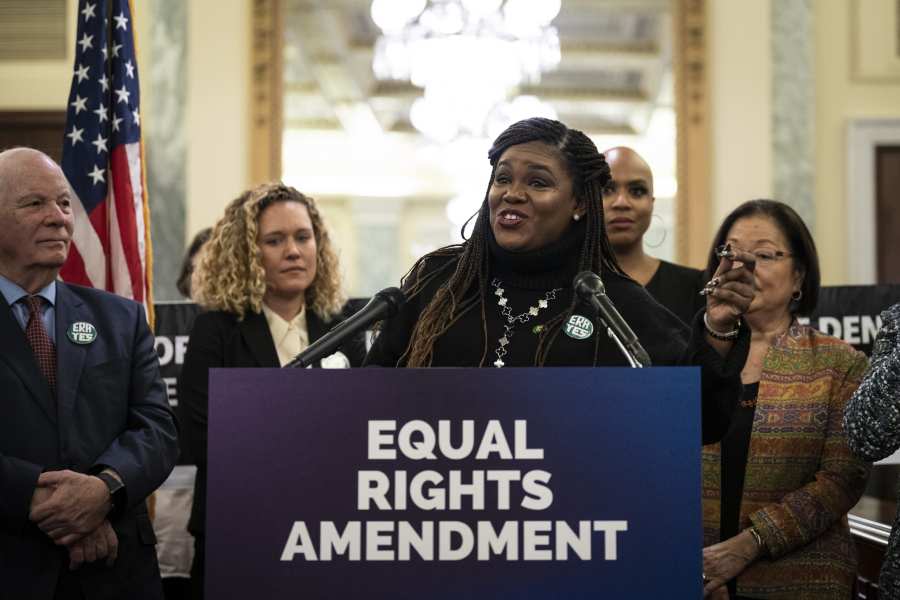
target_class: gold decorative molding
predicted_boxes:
[673,0,710,267]
[249,0,284,184]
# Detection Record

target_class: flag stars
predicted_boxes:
[66,125,85,146]
[74,64,90,84]
[101,46,108,61]
[88,165,106,185]
[92,133,108,155]
[93,102,108,123]
[113,11,129,31]
[112,43,123,58]
[111,114,123,132]
[98,73,109,92]
[81,2,96,21]
[132,108,140,127]
[114,85,131,105]
[124,60,135,79]
[70,95,88,114]
[77,33,94,53]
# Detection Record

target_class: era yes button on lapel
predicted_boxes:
[67,322,98,344]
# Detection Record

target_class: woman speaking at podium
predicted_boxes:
[365,117,755,445]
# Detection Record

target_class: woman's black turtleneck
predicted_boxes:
[364,220,750,443]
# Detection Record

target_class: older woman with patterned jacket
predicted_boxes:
[700,200,870,600]
[844,302,900,598]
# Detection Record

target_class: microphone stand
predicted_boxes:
[573,271,650,368]
[597,317,645,368]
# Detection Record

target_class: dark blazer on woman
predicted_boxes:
[178,305,365,539]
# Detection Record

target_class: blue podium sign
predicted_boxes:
[207,368,701,599]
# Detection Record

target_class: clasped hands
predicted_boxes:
[702,529,763,597]
[29,469,118,570]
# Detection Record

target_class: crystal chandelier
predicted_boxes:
[371,0,562,142]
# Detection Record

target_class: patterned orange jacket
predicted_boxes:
[702,323,870,599]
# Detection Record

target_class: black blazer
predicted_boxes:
[0,283,179,600]
[178,304,365,537]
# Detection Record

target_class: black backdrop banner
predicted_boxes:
[799,285,900,356]
[154,301,201,465]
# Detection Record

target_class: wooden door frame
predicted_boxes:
[846,118,900,284]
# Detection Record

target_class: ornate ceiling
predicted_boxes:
[283,0,671,138]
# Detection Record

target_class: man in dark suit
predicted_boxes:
[0,147,179,599]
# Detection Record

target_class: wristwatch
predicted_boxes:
[96,472,126,520]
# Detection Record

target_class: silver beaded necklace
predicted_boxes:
[491,278,562,368]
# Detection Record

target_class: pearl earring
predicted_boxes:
[573,213,581,222]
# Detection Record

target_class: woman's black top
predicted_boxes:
[365,221,749,444]
[720,382,760,599]
[645,260,706,325]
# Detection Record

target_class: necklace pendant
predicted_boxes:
[493,358,505,368]
[528,306,539,316]
[499,335,509,347]
[498,297,508,306]
[538,299,548,309]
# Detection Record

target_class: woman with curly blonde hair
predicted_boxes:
[178,183,364,598]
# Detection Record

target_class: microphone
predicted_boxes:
[573,271,652,368]
[285,287,406,368]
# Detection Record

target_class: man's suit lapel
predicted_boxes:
[239,310,280,367]
[54,284,87,427]
[0,296,57,424]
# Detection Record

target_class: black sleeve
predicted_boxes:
[178,312,227,472]
[681,310,749,444]
[342,332,368,367]
[363,256,451,368]
[363,298,420,367]
[335,305,367,368]
[613,275,746,445]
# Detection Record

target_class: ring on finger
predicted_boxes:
[715,243,736,260]
[699,277,721,296]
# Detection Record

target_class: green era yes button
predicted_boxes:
[67,321,98,344]
[564,314,594,340]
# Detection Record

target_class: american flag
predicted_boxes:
[60,0,153,323]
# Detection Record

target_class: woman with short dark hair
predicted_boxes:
[700,199,870,599]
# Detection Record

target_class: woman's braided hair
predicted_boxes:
[400,118,622,367]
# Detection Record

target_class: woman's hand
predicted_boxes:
[702,530,761,596]
[703,245,756,333]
